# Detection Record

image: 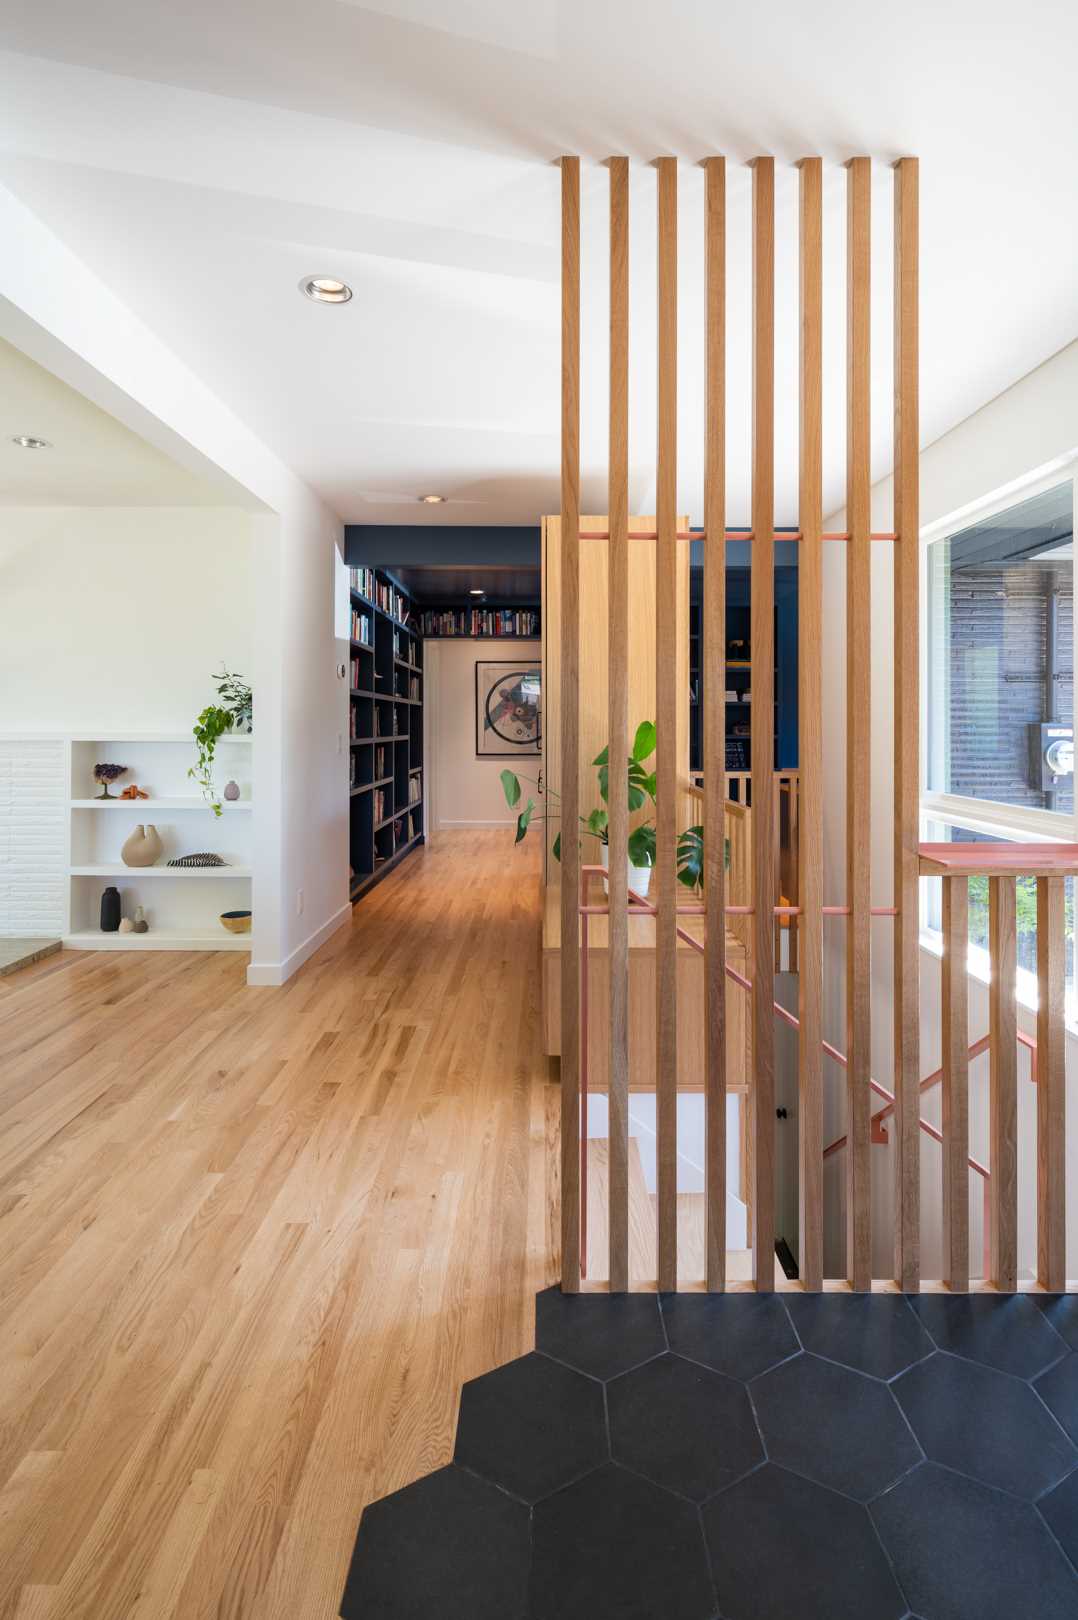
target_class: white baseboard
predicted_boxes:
[246,902,350,987]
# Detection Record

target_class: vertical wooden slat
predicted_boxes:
[941,875,969,1292]
[797,157,823,1293]
[559,155,581,1293]
[703,155,727,1291]
[750,156,775,1293]
[655,155,679,1292]
[1036,875,1066,1291]
[607,155,630,1294]
[845,155,872,1292]
[989,875,1017,1291]
[893,156,921,1292]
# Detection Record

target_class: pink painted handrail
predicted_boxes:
[575,864,1031,1282]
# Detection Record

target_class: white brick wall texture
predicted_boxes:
[0,740,66,936]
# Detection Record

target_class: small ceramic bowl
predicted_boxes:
[220,910,252,935]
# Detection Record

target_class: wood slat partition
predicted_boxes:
[655,156,679,1291]
[607,155,630,1294]
[750,156,776,1292]
[703,155,727,1291]
[1037,876,1066,1291]
[559,154,581,1293]
[893,156,921,1292]
[988,875,1017,1292]
[797,157,824,1293]
[941,876,970,1291]
[845,156,872,1292]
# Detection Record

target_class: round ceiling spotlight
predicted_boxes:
[469,588,485,596]
[300,276,353,304]
[10,435,51,450]
[418,493,447,505]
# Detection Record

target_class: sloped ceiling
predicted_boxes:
[1,1,1077,525]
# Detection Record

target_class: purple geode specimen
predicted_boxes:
[93,762,128,799]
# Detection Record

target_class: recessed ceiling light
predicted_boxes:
[418,493,446,505]
[300,276,352,304]
[469,588,485,596]
[10,435,51,449]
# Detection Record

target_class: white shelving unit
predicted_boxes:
[64,733,254,952]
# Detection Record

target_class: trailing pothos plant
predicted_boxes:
[189,665,252,817]
[500,719,707,890]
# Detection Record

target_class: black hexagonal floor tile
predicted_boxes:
[529,1461,715,1620]
[1034,1295,1078,1351]
[340,1464,530,1620]
[1039,1468,1078,1574]
[751,1352,920,1501]
[909,1293,1066,1378]
[871,1462,1078,1620]
[535,1285,665,1380]
[454,1350,607,1503]
[703,1463,905,1620]
[893,1351,1076,1499]
[783,1290,933,1380]
[660,1290,798,1381]
[607,1351,762,1502]
[1036,1352,1078,1447]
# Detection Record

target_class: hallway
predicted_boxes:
[0,830,554,1619]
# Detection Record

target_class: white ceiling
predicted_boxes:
[0,337,229,506]
[1,1,1077,526]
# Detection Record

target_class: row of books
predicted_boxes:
[374,788,388,822]
[420,607,539,638]
[350,608,372,644]
[350,659,364,690]
[376,580,409,624]
[349,566,376,601]
[408,770,422,806]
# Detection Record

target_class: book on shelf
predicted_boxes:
[409,676,420,701]
[350,659,362,690]
[349,753,357,789]
[419,607,540,638]
[408,771,421,805]
[376,579,409,624]
[374,710,382,737]
[350,566,376,602]
[374,788,386,822]
[350,607,372,644]
[376,746,386,778]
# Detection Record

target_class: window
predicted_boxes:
[926,478,1074,816]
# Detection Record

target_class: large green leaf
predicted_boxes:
[677,824,704,890]
[514,798,535,843]
[628,823,656,868]
[631,720,657,762]
[552,831,562,861]
[585,807,609,838]
[501,769,521,808]
[592,745,609,767]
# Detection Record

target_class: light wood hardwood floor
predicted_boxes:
[0,831,556,1620]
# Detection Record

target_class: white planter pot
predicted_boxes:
[599,843,653,900]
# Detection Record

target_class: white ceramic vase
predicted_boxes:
[599,842,653,900]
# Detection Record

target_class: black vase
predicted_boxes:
[100,886,121,933]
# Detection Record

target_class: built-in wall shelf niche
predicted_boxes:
[348,568,424,901]
[65,733,253,951]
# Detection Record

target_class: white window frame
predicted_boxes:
[920,452,1078,857]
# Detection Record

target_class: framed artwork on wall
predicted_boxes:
[475,661,542,758]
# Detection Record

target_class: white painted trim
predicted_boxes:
[921,792,1072,843]
[246,902,349,986]
[919,449,1078,546]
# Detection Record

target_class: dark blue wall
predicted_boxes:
[346,525,540,567]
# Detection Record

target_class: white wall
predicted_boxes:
[0,507,253,731]
[821,336,1078,1279]
[0,183,348,984]
[426,640,542,830]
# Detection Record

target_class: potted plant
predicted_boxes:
[500,720,705,895]
[190,665,252,817]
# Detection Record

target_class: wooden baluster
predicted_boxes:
[1037,876,1066,1292]
[942,875,969,1292]
[797,157,824,1293]
[703,154,727,1291]
[559,155,581,1293]
[655,156,679,1291]
[751,156,776,1291]
[845,155,872,1291]
[607,155,630,1294]
[893,156,921,1292]
[989,875,1017,1291]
